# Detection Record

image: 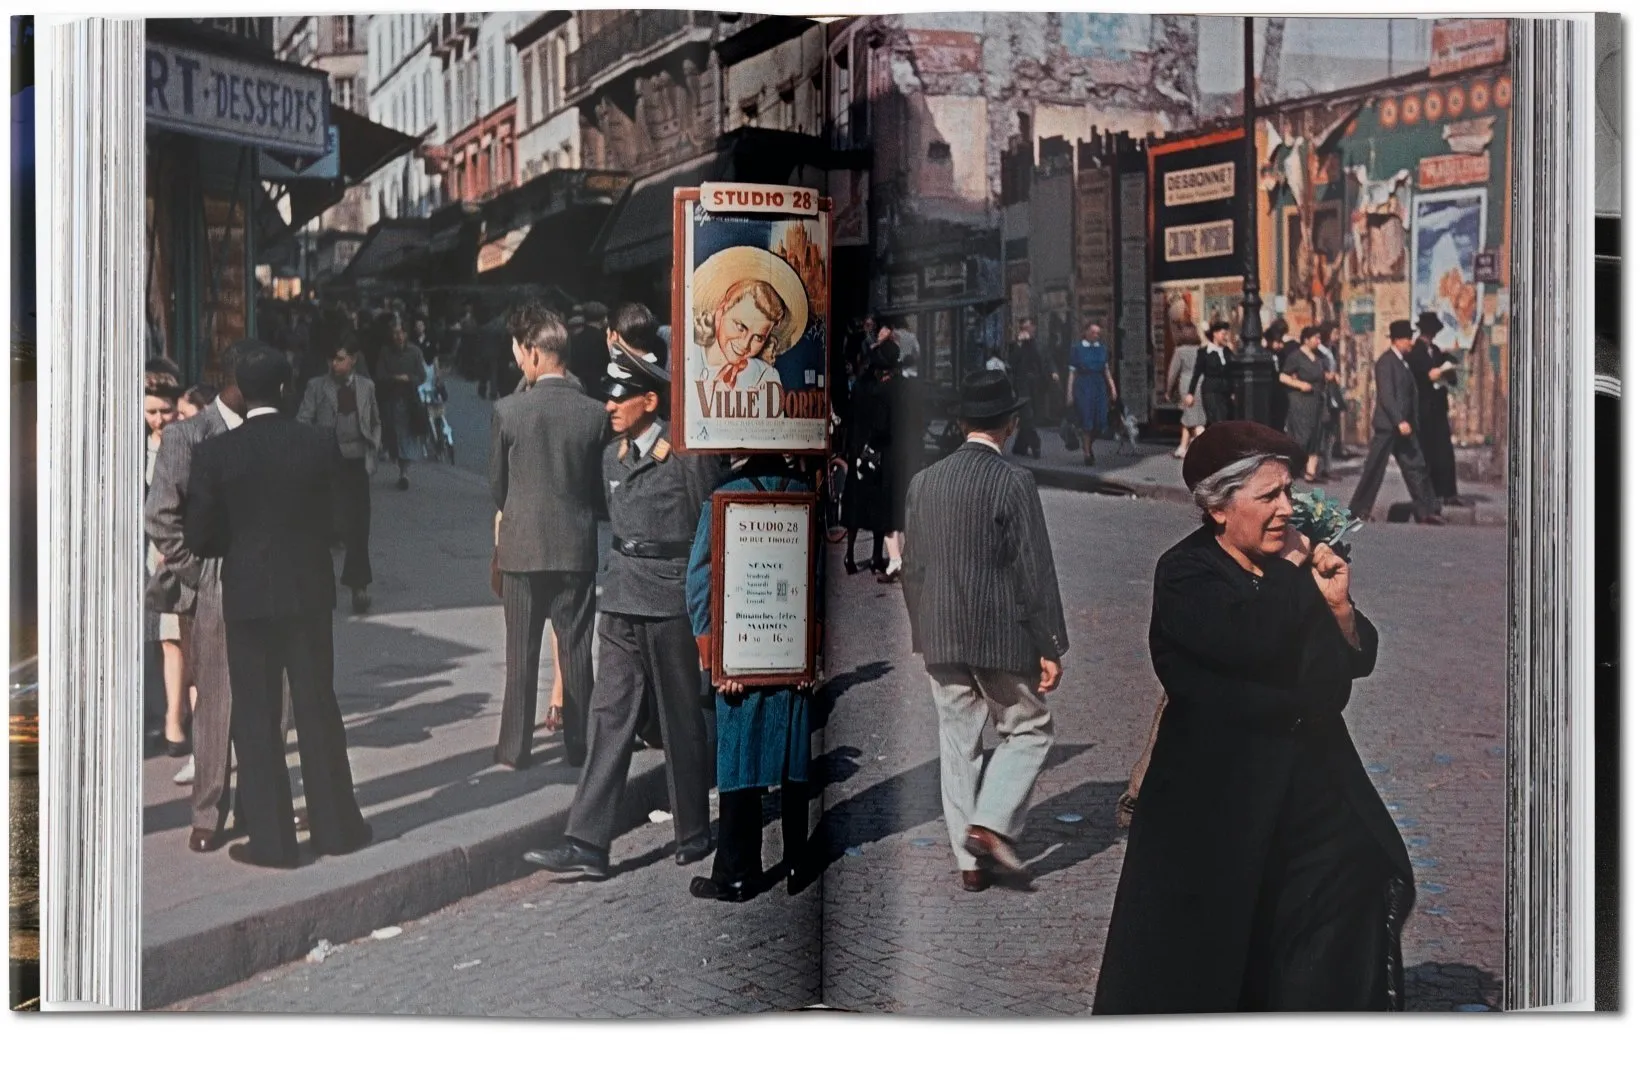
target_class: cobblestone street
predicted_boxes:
[180,488,1505,1016]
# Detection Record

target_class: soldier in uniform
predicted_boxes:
[525,347,726,880]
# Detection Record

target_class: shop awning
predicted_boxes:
[591,152,731,275]
[340,218,434,283]
[277,107,422,231]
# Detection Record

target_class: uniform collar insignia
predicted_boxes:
[617,439,629,460]
[652,439,672,461]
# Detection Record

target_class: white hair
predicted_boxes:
[1192,453,1290,519]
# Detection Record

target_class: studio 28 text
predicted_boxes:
[699,182,820,217]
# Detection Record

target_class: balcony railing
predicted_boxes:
[566,10,714,99]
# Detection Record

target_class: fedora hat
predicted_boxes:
[955,369,1027,421]
[1415,310,1444,336]
[690,245,809,360]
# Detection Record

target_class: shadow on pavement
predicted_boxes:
[1403,961,1503,1011]
[811,743,1095,878]
[1016,778,1128,881]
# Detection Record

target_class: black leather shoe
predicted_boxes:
[227,843,298,869]
[523,839,609,879]
[843,558,859,576]
[689,875,755,902]
[674,835,714,866]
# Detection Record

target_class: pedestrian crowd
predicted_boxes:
[138,284,1454,1011]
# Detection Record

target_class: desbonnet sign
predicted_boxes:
[145,41,330,156]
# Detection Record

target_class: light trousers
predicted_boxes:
[928,665,1054,871]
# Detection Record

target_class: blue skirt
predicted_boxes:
[1074,375,1109,434]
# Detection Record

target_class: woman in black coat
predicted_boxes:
[838,343,896,574]
[1094,421,1414,1014]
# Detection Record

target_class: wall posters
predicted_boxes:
[1411,188,1487,352]
[710,492,820,686]
[673,185,832,453]
[1429,18,1509,78]
[1149,275,1241,412]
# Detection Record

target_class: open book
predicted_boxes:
[14,10,1608,1014]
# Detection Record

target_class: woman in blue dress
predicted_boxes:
[685,455,819,901]
[1066,320,1119,467]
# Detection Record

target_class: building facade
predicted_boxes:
[363,12,443,225]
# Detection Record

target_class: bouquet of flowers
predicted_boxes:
[1290,489,1364,561]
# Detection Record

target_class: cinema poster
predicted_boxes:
[672,183,831,454]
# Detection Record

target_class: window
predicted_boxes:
[521,49,535,127]
[444,70,454,133]
[331,15,353,51]
[334,76,355,111]
[502,43,512,101]
[549,35,567,113]
[832,47,850,145]
[423,71,433,128]
[927,140,952,162]
[777,86,796,131]
[410,81,419,131]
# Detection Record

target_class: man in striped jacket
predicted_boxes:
[901,369,1070,892]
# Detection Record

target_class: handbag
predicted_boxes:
[1325,381,1347,414]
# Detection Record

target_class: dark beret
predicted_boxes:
[1182,420,1305,491]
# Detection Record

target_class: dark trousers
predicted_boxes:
[1349,427,1440,521]
[712,779,808,884]
[225,611,366,864]
[1420,408,1459,499]
[1010,400,1042,456]
[379,388,408,467]
[334,457,373,589]
[497,570,595,767]
[565,612,711,852]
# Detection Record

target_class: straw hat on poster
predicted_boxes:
[691,245,810,379]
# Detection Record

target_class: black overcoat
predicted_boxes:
[1092,525,1414,1014]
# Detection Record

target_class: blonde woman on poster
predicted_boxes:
[689,246,809,396]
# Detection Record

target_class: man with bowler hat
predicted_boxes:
[1348,320,1444,525]
[524,347,726,879]
[902,369,1069,891]
[1407,310,1462,504]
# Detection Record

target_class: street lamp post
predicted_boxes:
[1232,15,1273,425]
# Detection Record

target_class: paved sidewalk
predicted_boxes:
[139,459,673,1008]
[1004,432,1506,526]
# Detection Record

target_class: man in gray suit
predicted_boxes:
[902,369,1069,892]
[526,345,725,880]
[297,330,383,614]
[490,304,609,769]
[1347,319,1445,525]
[144,340,253,852]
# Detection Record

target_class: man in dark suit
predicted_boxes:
[567,300,611,390]
[1007,318,1049,458]
[1347,320,1444,525]
[1407,310,1462,504]
[145,340,252,852]
[491,303,609,770]
[902,369,1069,892]
[525,346,725,880]
[184,341,372,868]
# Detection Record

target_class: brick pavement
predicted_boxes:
[175,489,1506,1015]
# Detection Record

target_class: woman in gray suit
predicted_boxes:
[1165,323,1206,458]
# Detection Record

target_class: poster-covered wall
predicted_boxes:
[1261,62,1512,453]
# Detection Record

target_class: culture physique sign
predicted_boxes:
[145,40,330,155]
[709,492,820,686]
[673,183,832,454]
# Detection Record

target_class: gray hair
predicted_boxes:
[1192,453,1291,520]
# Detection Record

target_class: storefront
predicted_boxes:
[1147,127,1252,426]
[1256,32,1513,458]
[872,214,1004,393]
[145,22,330,383]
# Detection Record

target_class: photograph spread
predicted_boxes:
[10,9,1607,1018]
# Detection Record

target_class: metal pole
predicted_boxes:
[1234,15,1272,425]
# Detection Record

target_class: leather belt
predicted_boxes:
[612,536,692,560]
